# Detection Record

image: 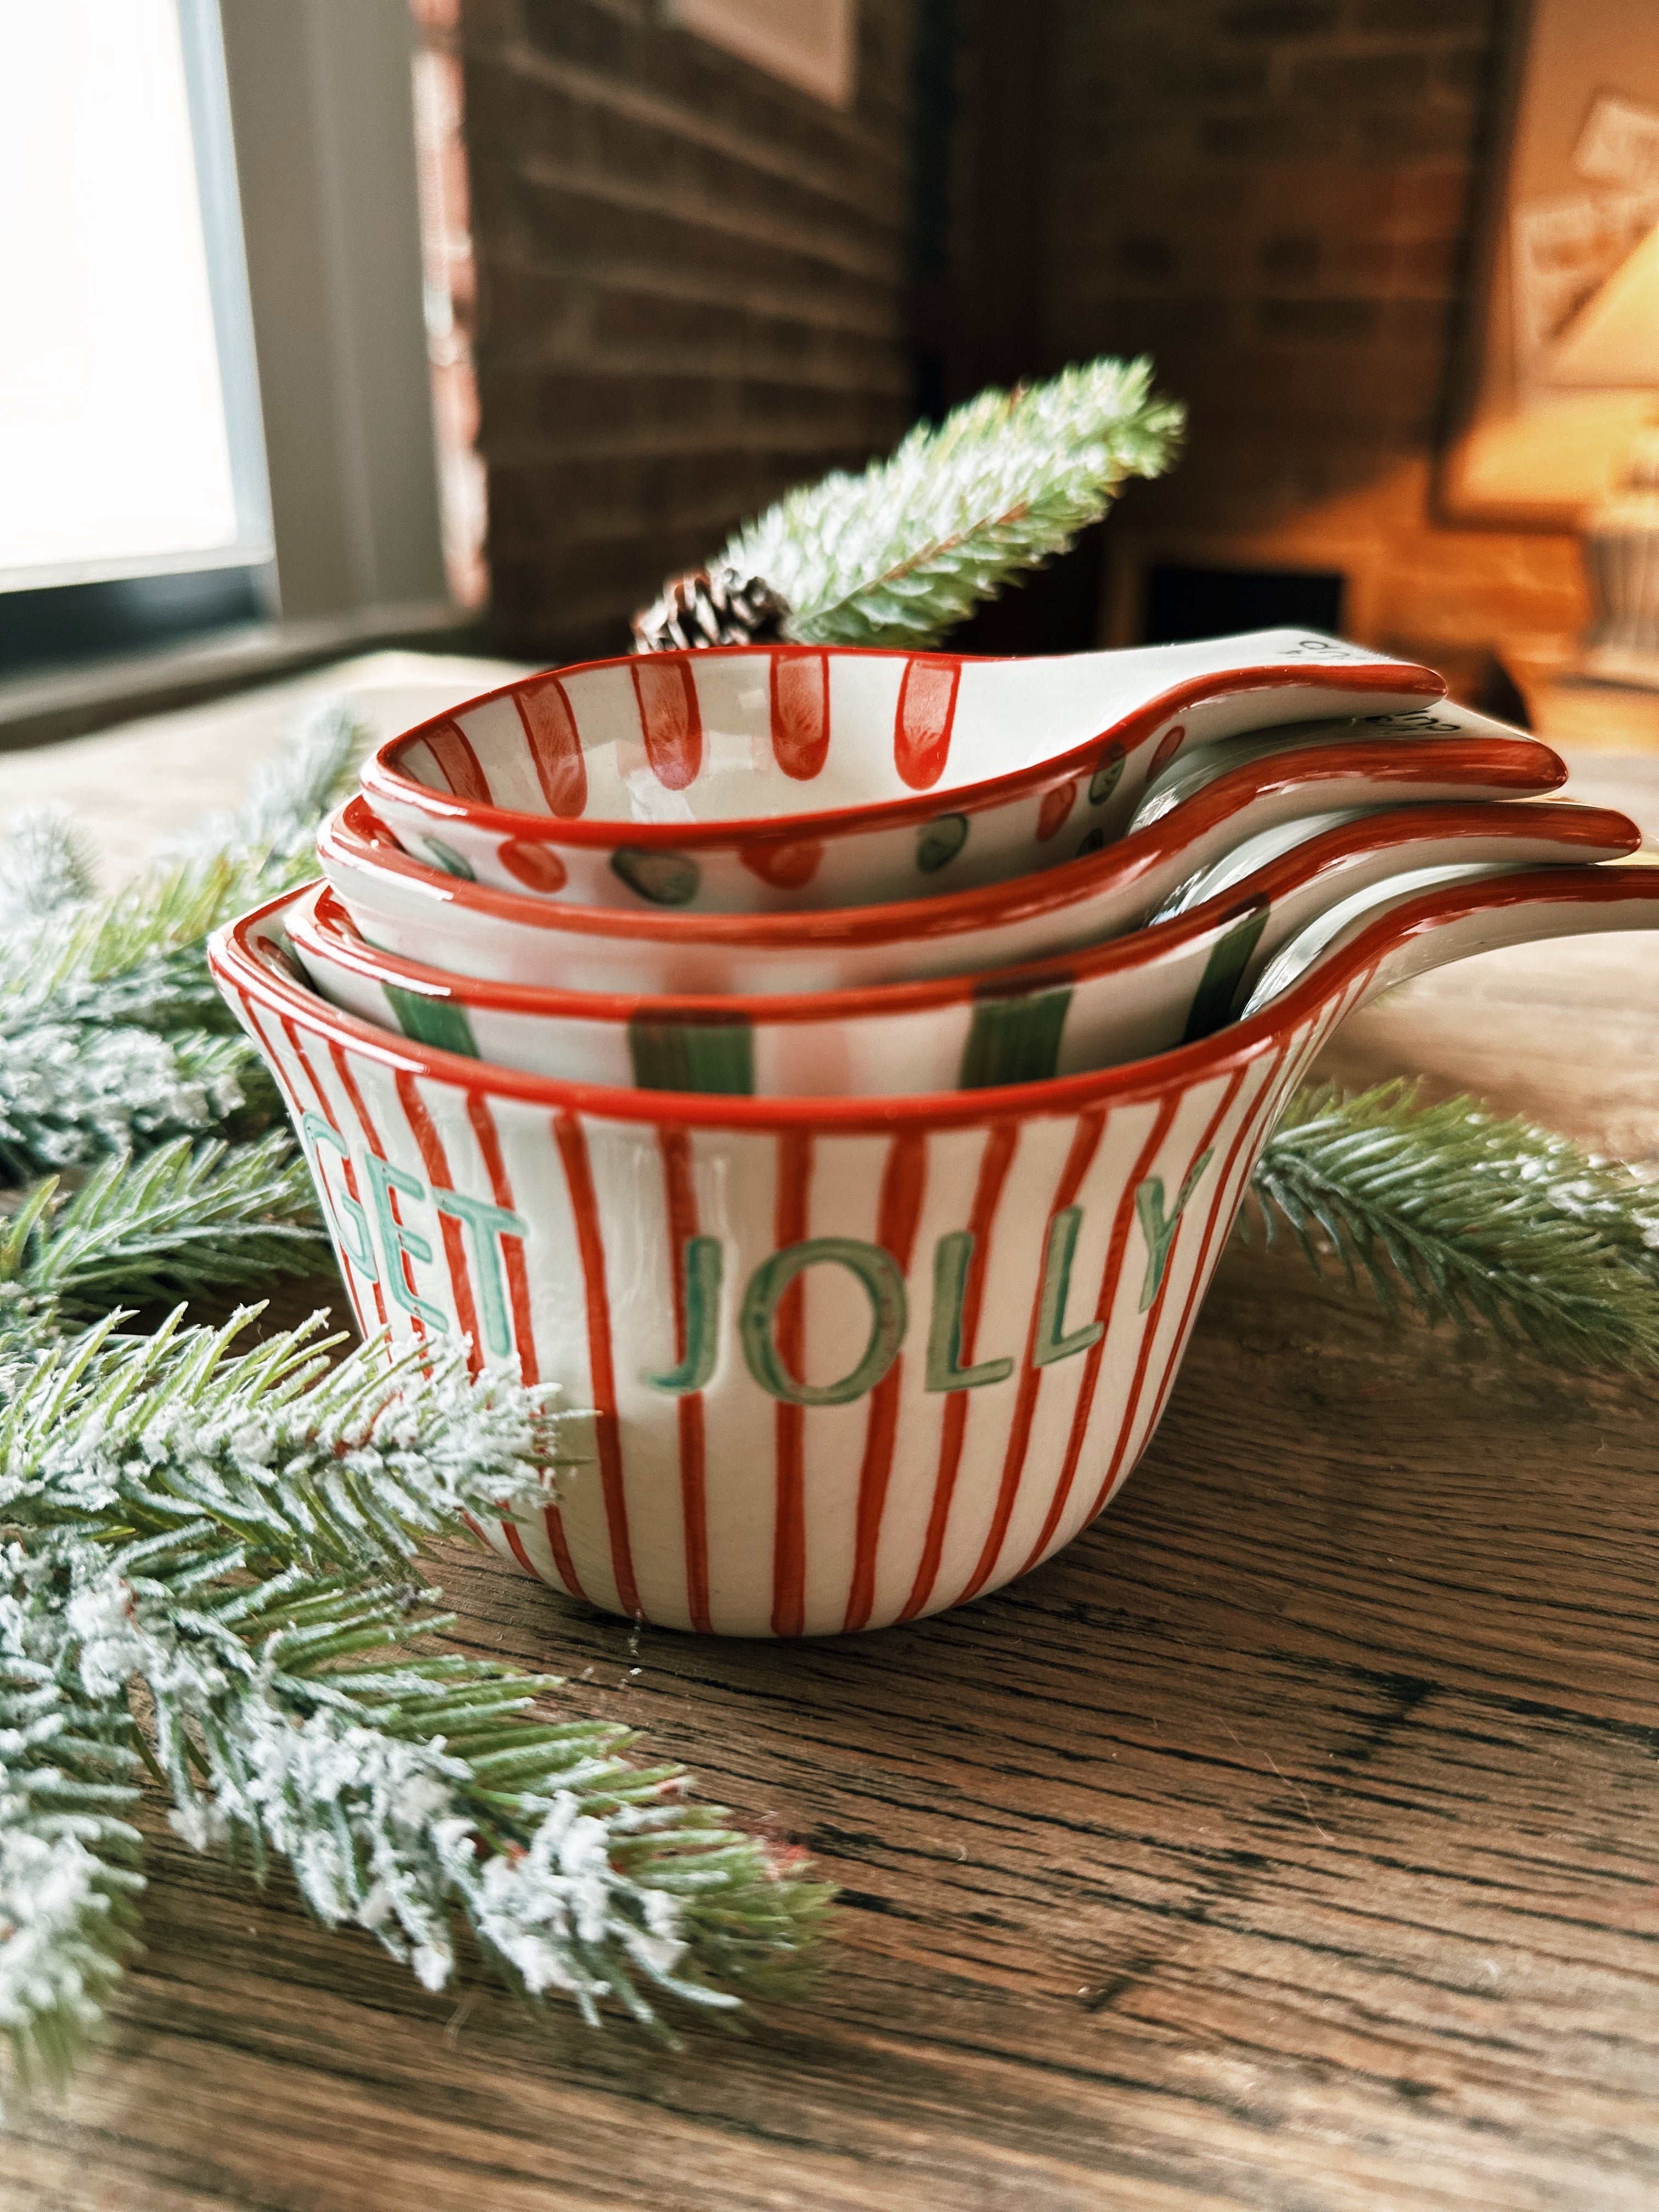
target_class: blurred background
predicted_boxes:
[3,0,1657,751]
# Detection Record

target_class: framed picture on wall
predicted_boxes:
[1439,0,1659,529]
[660,0,855,107]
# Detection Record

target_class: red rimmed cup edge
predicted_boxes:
[326,724,1570,957]
[212,862,1659,1136]
[298,797,1638,1029]
[360,642,1448,855]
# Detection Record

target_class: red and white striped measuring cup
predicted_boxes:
[212,865,1659,1637]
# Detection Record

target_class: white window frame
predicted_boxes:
[3,0,461,748]
[218,0,450,623]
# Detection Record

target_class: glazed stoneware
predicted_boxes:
[213,863,1659,1638]
[360,631,1446,913]
[320,706,1568,998]
[289,799,1639,1096]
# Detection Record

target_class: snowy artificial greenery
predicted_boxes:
[0,702,362,1180]
[0,701,830,2100]
[721,356,1183,650]
[1246,1081,1659,1369]
[0,1311,827,2095]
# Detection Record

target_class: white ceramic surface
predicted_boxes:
[289,798,1640,1096]
[360,633,1446,912]
[320,701,1568,997]
[213,862,1659,1637]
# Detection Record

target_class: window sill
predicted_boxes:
[0,600,482,753]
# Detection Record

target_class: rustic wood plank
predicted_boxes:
[7,1227,1657,2212]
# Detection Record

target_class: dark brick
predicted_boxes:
[458,0,912,653]
[1200,110,1351,160]
[1260,234,1320,282]
[1151,55,1272,100]
[518,0,636,77]
[1291,52,1431,104]
[1219,0,1340,33]
[1434,43,1493,100]
[473,261,588,356]
[1357,104,1479,159]
[1117,236,1178,282]
[1255,296,1383,342]
[1353,0,1494,29]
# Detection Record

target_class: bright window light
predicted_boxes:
[0,0,257,586]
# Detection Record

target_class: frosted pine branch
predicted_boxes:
[722,356,1183,649]
[0,1138,328,1329]
[0,1574,145,2096]
[169,698,365,865]
[0,701,363,1179]
[0,812,95,932]
[1246,1082,1659,1368]
[0,1318,831,2090]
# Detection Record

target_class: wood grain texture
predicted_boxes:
[8,1223,1658,2212]
[5,751,1659,2209]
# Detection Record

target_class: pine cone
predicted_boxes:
[631,566,791,653]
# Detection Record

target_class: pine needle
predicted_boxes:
[2,1137,328,1322]
[0,811,96,930]
[0,1318,831,2090]
[0,700,365,1180]
[1246,1082,1659,1369]
[723,357,1183,648]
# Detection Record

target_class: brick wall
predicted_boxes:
[455,0,916,665]
[1045,0,1587,676]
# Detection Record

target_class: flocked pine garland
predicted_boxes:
[7,358,1659,2100]
[0,718,828,2100]
[721,356,1184,649]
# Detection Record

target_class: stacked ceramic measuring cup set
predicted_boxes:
[213,630,1659,1638]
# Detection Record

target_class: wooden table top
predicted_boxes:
[6,703,1659,2211]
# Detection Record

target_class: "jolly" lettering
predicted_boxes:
[298,1120,1215,1401]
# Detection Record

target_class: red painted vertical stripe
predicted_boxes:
[513,673,588,817]
[553,1113,644,1621]
[1080,1068,1252,1528]
[894,658,962,790]
[952,1108,1108,1609]
[1131,1040,1296,1465]
[900,1120,1019,1622]
[1013,1099,1180,1580]
[659,1128,713,1635]
[842,1131,928,1633]
[269,1009,386,1330]
[464,1093,586,1602]
[465,1094,539,1382]
[423,718,491,802]
[328,1043,428,1341]
[770,652,831,780]
[770,1130,815,1637]
[395,1071,483,1373]
[631,658,703,791]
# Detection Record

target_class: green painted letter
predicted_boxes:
[1135,1149,1215,1312]
[364,1153,449,1331]
[435,1188,526,1358]
[648,1234,724,1393]
[741,1238,906,1407]
[925,1230,1014,1392]
[300,1111,377,1280]
[1032,1205,1105,1367]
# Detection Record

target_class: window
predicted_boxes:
[0,0,271,668]
[1,0,466,694]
